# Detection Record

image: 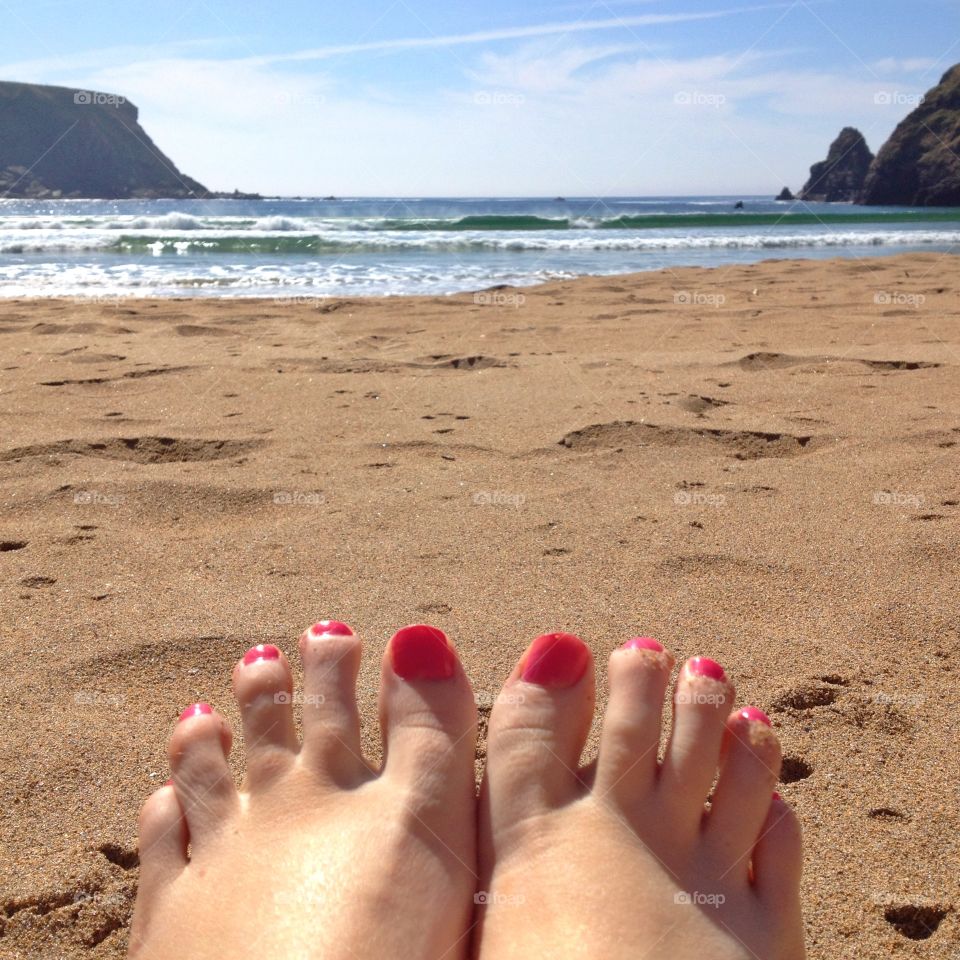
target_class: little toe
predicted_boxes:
[298,620,368,786]
[232,643,298,787]
[704,707,782,875]
[482,632,594,839]
[136,781,187,893]
[594,637,674,805]
[379,625,477,815]
[753,793,804,909]
[168,703,239,846]
[658,657,735,827]
[130,782,187,950]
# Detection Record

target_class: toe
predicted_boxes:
[232,644,298,787]
[379,625,477,816]
[482,632,594,837]
[753,793,804,909]
[658,657,734,827]
[130,782,187,949]
[136,781,187,891]
[168,703,239,845]
[298,620,367,786]
[594,637,674,805]
[704,707,781,876]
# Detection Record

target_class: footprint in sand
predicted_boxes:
[779,756,813,784]
[882,905,950,941]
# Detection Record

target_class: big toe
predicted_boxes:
[379,625,477,824]
[481,632,595,844]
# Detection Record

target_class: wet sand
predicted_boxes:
[0,251,957,957]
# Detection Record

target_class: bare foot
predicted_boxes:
[129,622,477,960]
[475,633,805,960]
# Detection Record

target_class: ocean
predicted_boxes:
[0,195,958,298]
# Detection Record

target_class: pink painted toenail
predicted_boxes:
[390,624,456,680]
[621,636,664,652]
[243,643,281,665]
[520,632,590,687]
[178,702,213,722]
[310,620,354,637]
[686,656,727,681]
[739,706,772,726]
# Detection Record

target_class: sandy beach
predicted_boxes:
[0,251,957,958]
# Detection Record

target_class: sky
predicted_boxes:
[0,0,957,196]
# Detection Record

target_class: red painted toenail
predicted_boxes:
[243,643,281,665]
[390,624,456,680]
[686,656,727,681]
[739,706,772,726]
[520,632,590,687]
[178,702,213,722]
[310,620,354,637]
[620,636,664,652]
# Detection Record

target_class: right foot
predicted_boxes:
[475,633,805,960]
[130,621,478,960]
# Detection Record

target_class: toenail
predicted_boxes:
[685,656,727,682]
[310,619,354,637]
[620,636,664,652]
[243,643,281,665]
[390,624,456,680]
[739,706,772,726]
[520,632,590,688]
[178,702,214,722]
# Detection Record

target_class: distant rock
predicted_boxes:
[860,64,960,205]
[775,186,795,201]
[799,127,874,202]
[0,81,258,199]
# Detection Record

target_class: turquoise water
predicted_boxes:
[0,196,957,297]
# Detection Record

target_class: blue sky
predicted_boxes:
[0,0,956,195]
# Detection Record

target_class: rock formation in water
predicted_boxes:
[798,127,874,202]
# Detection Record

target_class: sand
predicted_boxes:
[0,252,957,958]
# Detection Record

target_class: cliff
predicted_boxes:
[798,127,874,202]
[860,64,960,206]
[0,81,247,199]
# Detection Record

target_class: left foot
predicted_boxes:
[129,621,478,960]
